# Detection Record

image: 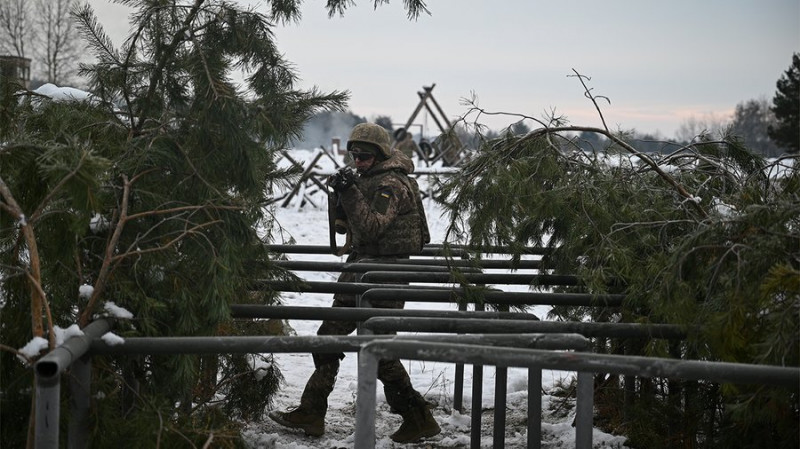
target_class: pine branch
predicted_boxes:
[569,68,611,132]
[135,0,206,133]
[79,173,131,326]
[112,219,222,262]
[29,147,89,223]
[522,126,710,219]
[25,271,55,349]
[0,343,34,365]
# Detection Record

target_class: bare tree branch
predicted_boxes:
[0,175,46,338]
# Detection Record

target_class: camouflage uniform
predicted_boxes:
[396,133,420,159]
[272,124,439,443]
[299,148,430,417]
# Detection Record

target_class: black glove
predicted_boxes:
[329,167,357,192]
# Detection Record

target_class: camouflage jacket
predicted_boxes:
[339,150,429,256]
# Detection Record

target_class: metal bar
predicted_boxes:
[68,356,91,449]
[267,244,469,257]
[361,288,625,307]
[528,368,542,449]
[35,319,113,381]
[360,258,542,270]
[35,318,112,449]
[273,260,467,273]
[575,371,594,449]
[471,302,485,449]
[355,347,380,447]
[364,317,688,340]
[357,340,800,449]
[35,370,59,449]
[360,271,581,286]
[494,366,508,448]
[454,300,467,413]
[266,243,550,256]
[495,301,511,448]
[88,333,589,355]
[253,280,458,295]
[360,340,800,388]
[230,305,540,322]
[471,361,483,449]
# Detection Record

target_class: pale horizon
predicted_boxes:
[82,0,799,138]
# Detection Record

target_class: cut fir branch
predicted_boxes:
[78,173,241,326]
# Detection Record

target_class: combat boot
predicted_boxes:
[334,218,348,234]
[390,405,441,443]
[268,407,324,437]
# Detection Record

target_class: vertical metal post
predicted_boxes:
[470,302,485,449]
[355,347,380,449]
[470,364,483,449]
[493,366,508,448]
[527,368,542,449]
[68,355,91,449]
[356,271,372,335]
[575,371,594,449]
[453,300,466,413]
[494,303,511,447]
[35,371,61,449]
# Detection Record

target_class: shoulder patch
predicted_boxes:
[374,189,393,214]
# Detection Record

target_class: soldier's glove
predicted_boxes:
[329,167,357,192]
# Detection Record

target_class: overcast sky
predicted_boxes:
[87,0,799,138]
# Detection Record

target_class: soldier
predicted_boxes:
[269,123,439,443]
[393,127,420,159]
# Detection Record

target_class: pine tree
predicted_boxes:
[1,0,429,446]
[768,53,800,154]
[438,88,799,447]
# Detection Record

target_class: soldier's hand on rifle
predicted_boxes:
[329,167,357,192]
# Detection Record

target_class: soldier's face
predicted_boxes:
[351,152,375,173]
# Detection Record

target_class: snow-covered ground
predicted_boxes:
[19,84,631,449]
[241,149,631,448]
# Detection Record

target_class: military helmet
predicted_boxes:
[347,123,391,159]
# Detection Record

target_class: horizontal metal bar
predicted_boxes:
[364,317,687,340]
[267,244,468,257]
[267,244,550,256]
[252,280,459,294]
[360,340,800,389]
[230,305,540,321]
[361,288,624,307]
[358,257,543,270]
[88,333,590,355]
[273,260,478,273]
[35,318,113,383]
[360,271,581,285]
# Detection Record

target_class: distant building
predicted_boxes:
[0,55,31,89]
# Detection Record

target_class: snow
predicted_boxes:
[54,324,84,346]
[15,84,631,447]
[100,332,125,346]
[79,284,94,299]
[240,148,631,448]
[33,83,94,102]
[103,301,134,319]
[17,336,48,362]
[89,213,110,233]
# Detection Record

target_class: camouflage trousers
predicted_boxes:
[299,254,426,416]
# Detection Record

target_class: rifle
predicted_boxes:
[327,170,352,256]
